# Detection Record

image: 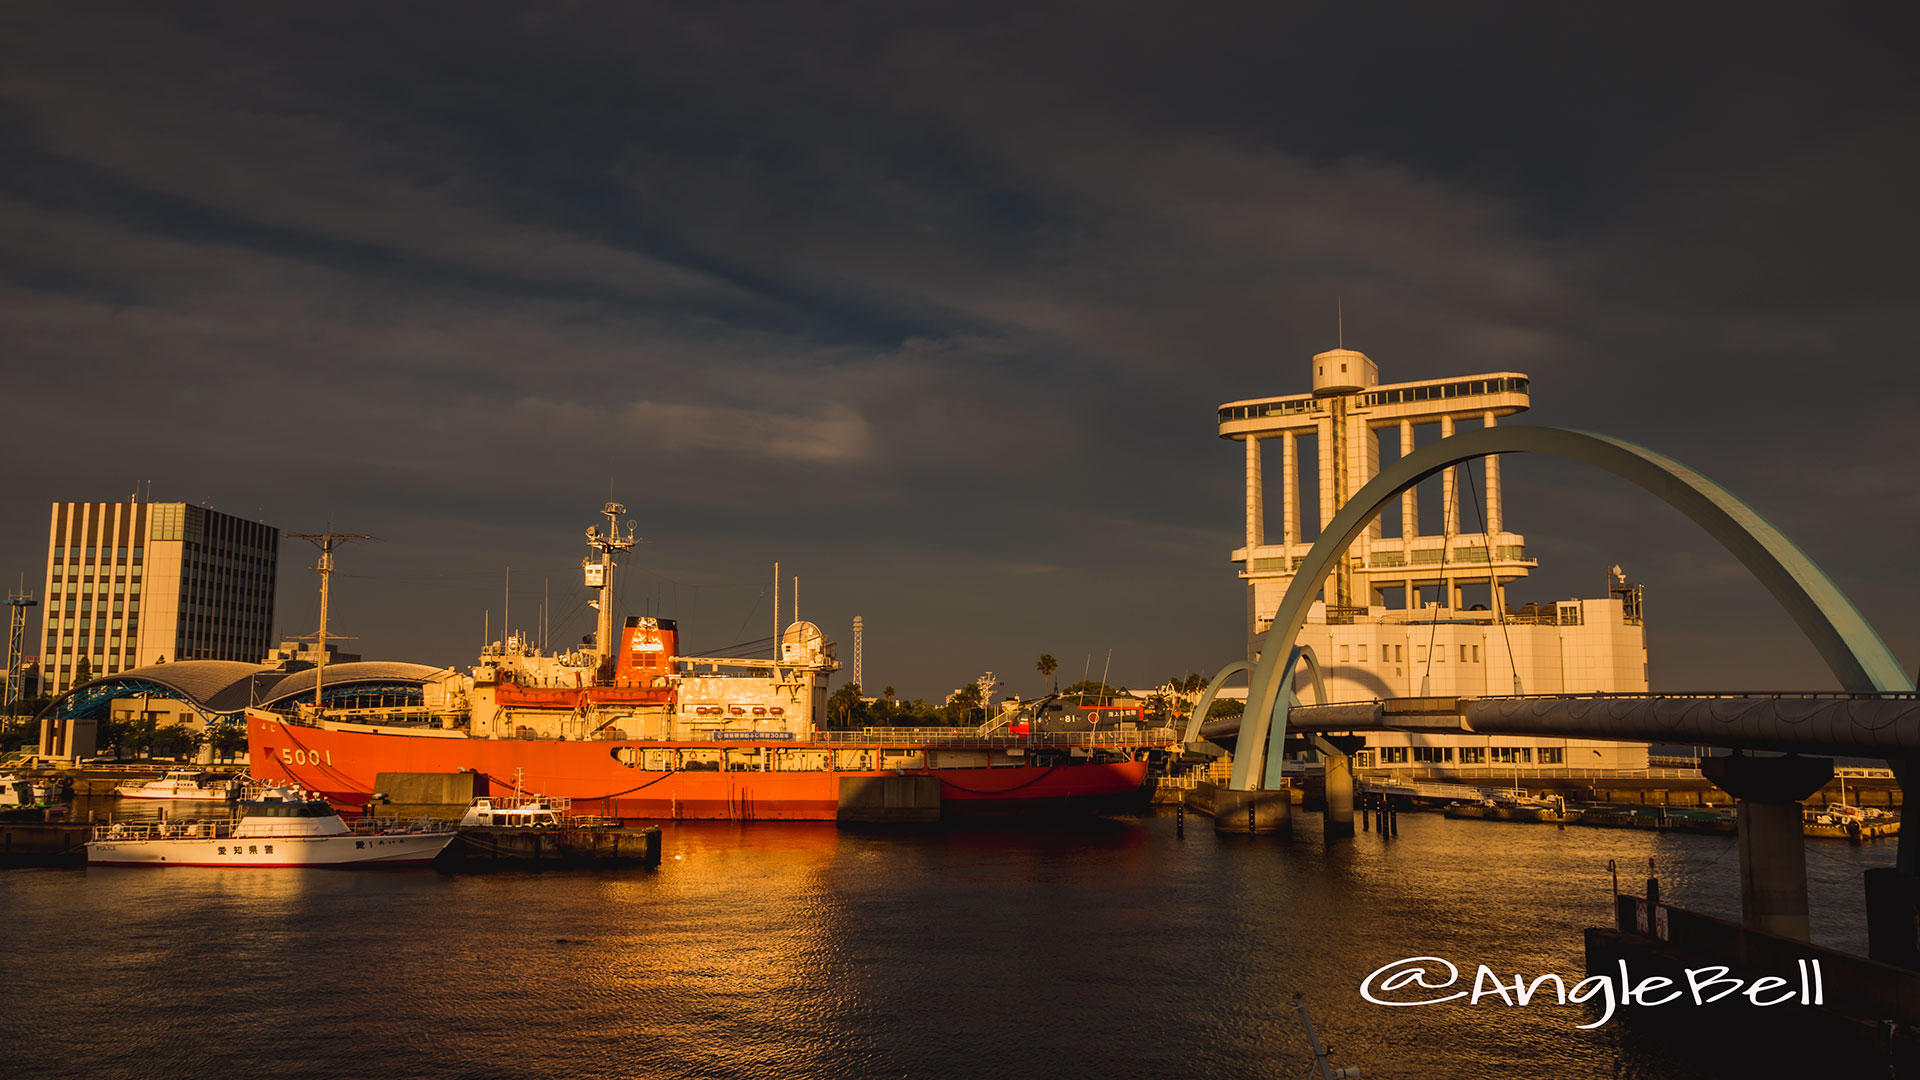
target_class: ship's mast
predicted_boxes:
[583,501,637,676]
[286,531,370,712]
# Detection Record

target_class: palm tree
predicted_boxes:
[1036,654,1058,694]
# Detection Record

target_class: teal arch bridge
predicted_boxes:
[1181,425,1911,788]
[1176,425,1918,948]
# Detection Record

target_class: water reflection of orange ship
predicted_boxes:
[247,501,1168,821]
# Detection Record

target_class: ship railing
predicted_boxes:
[485,793,574,812]
[807,726,1180,748]
[344,817,460,835]
[93,819,237,841]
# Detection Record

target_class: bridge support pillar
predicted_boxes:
[1702,753,1834,942]
[1323,754,1355,838]
[1866,759,1920,970]
[1213,787,1292,836]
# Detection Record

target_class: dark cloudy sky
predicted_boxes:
[3,3,1916,699]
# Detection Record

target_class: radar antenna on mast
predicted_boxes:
[583,501,640,671]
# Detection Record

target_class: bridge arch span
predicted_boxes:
[1226,425,1910,791]
[1181,647,1326,766]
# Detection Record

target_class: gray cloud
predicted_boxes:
[1,3,1914,696]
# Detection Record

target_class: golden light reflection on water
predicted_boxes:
[0,810,1898,1079]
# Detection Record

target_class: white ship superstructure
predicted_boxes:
[1220,345,1650,773]
[458,505,836,744]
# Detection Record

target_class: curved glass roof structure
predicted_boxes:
[42,659,452,723]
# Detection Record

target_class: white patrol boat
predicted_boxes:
[114,769,237,801]
[88,786,457,867]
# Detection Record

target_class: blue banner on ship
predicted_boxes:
[713,730,795,741]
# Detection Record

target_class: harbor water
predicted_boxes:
[0,807,1895,1079]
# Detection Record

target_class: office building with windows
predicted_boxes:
[39,501,279,695]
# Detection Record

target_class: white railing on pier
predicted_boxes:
[1360,777,1494,801]
[1364,765,1707,782]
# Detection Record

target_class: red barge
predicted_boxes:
[247,503,1168,820]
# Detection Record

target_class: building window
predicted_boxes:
[1473,645,1480,662]
[1340,645,1350,662]
[1357,644,1368,662]
[1381,747,1409,764]
[1539,748,1564,765]
[1459,747,1486,764]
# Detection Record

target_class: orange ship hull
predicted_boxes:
[248,715,1152,821]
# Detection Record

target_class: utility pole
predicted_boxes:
[286,531,371,712]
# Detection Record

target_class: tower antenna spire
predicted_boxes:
[1338,296,1344,349]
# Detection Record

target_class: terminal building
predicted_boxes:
[1219,346,1649,772]
[38,501,280,696]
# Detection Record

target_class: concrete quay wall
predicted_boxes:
[444,824,662,868]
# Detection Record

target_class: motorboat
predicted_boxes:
[87,786,457,867]
[114,769,237,800]
[0,774,39,807]
[459,793,568,828]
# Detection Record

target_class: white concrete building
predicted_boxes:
[39,501,280,695]
[1220,348,1650,773]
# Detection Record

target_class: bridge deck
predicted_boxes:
[1206,692,1920,758]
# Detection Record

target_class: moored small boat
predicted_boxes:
[0,774,68,818]
[1805,803,1900,840]
[87,786,457,867]
[459,793,568,828]
[114,769,237,801]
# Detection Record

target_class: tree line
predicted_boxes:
[815,656,1247,731]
